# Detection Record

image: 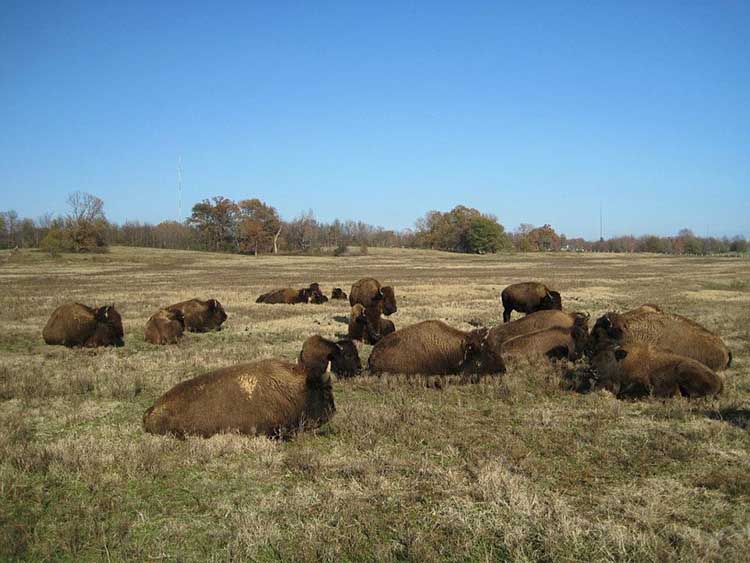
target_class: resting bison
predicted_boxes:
[256,288,311,304]
[501,282,561,323]
[308,283,328,304]
[587,306,731,371]
[167,298,227,332]
[142,335,361,438]
[591,344,724,399]
[348,304,396,345]
[368,320,489,375]
[144,308,185,345]
[350,278,397,316]
[43,303,124,348]
[331,287,348,300]
[479,324,589,372]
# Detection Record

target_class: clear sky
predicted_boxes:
[1,1,748,239]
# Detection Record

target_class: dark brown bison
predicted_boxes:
[331,287,348,300]
[587,306,731,371]
[501,282,562,322]
[350,278,397,316]
[256,288,312,304]
[308,283,328,304]
[348,303,396,345]
[368,320,489,375]
[142,335,361,438]
[43,303,124,348]
[144,308,185,345]
[591,344,724,399]
[167,298,227,332]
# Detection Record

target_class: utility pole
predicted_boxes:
[177,156,183,221]
[599,202,603,242]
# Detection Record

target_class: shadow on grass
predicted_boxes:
[332,315,349,324]
[705,408,750,430]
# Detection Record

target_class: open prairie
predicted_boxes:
[1,246,749,562]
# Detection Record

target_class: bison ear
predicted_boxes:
[614,348,628,361]
[208,299,217,310]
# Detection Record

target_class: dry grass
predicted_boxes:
[1,246,749,562]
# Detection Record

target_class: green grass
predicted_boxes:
[1,246,749,561]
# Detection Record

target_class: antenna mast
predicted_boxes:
[599,202,603,241]
[177,156,183,221]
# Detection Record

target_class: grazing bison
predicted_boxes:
[43,303,124,348]
[587,306,731,371]
[368,320,489,375]
[350,278,397,316]
[256,288,312,304]
[591,344,724,399]
[142,335,361,438]
[331,287,348,300]
[501,282,562,323]
[348,304,396,345]
[144,308,185,345]
[168,298,227,332]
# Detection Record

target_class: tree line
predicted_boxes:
[1,192,747,256]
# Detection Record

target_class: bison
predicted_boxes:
[142,335,361,438]
[350,278,397,316]
[167,298,227,332]
[308,283,329,304]
[478,324,590,372]
[587,306,731,371]
[256,288,312,304]
[501,282,562,323]
[348,303,396,345]
[144,308,185,345]
[368,320,489,376]
[591,344,724,399]
[331,287,348,300]
[43,303,124,348]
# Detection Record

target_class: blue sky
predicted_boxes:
[1,1,748,239]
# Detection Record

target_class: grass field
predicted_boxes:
[1,246,749,562]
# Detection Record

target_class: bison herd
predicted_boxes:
[42,280,733,439]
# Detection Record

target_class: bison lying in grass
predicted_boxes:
[331,287,348,300]
[142,335,361,438]
[350,278,397,316]
[256,284,327,305]
[588,305,731,371]
[591,344,724,399]
[368,320,489,376]
[144,308,185,345]
[168,298,227,332]
[348,303,395,345]
[43,303,124,348]
[501,282,561,323]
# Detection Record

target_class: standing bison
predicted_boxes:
[591,344,724,399]
[142,335,361,438]
[350,278,397,316]
[587,306,731,371]
[501,282,561,323]
[43,303,124,348]
[368,320,489,375]
[144,308,185,345]
[167,298,227,332]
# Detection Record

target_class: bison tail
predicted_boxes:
[727,350,733,369]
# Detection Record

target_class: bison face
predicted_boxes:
[380,286,397,316]
[208,299,228,328]
[330,339,362,378]
[331,288,347,300]
[298,288,313,303]
[590,346,629,395]
[95,305,124,346]
[585,313,625,357]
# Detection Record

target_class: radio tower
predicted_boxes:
[599,202,604,242]
[177,156,183,221]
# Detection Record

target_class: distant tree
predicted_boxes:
[640,235,666,253]
[462,216,512,253]
[188,196,238,251]
[63,192,109,251]
[730,236,748,253]
[237,198,281,255]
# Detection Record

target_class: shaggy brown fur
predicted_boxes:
[591,344,724,399]
[256,288,311,304]
[348,304,396,344]
[144,308,185,345]
[308,283,328,304]
[142,335,360,438]
[487,310,589,348]
[43,303,124,348]
[368,320,489,375]
[349,278,397,316]
[331,287,348,300]
[501,282,562,323]
[167,298,227,332]
[491,325,589,370]
[588,306,731,371]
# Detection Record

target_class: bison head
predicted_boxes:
[331,288,347,300]
[208,299,228,329]
[378,286,397,316]
[298,288,313,303]
[93,305,124,347]
[590,345,631,396]
[585,313,626,357]
[330,339,362,378]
